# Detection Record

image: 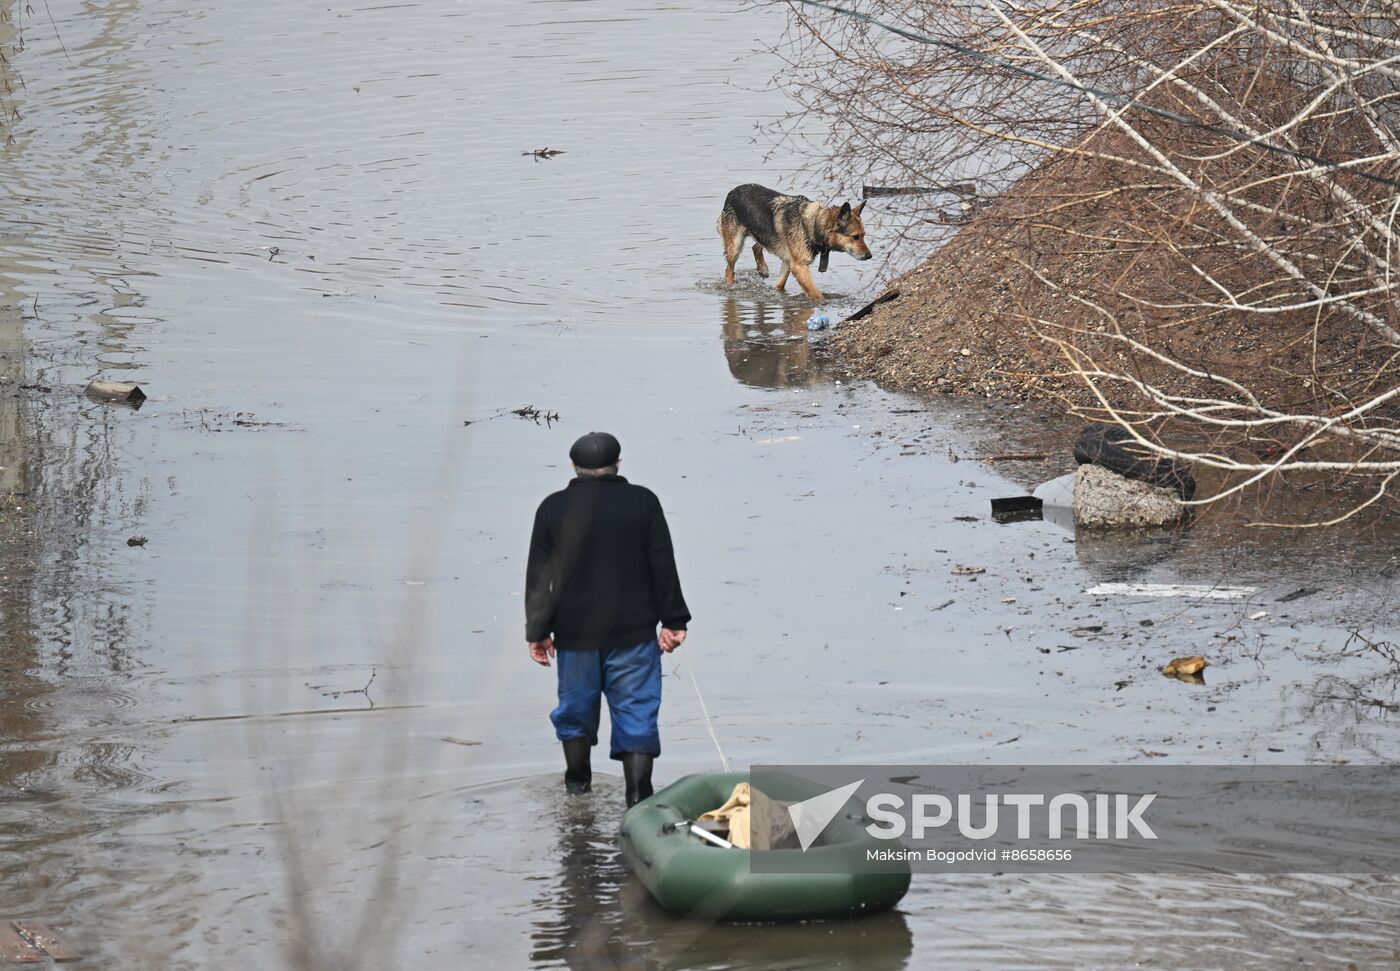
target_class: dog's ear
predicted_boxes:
[852,200,866,217]
[837,202,852,220]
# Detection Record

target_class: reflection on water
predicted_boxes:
[529,791,657,971]
[719,289,832,389]
[529,784,913,971]
[0,297,49,846]
[0,0,171,957]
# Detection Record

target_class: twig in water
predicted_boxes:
[173,702,424,723]
[309,668,377,706]
[1344,629,1400,666]
[463,404,561,428]
[511,405,560,427]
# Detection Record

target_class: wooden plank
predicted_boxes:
[977,452,1051,462]
[0,924,42,964]
[841,288,900,324]
[12,922,80,962]
[861,183,977,198]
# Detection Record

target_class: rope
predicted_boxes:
[680,662,731,772]
[791,0,1400,191]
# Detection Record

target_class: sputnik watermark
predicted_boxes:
[862,791,1157,841]
[785,786,1155,858]
[750,765,1400,874]
[866,847,1067,864]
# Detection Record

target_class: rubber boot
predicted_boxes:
[622,753,654,808]
[562,738,592,795]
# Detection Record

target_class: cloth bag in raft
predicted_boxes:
[698,782,797,849]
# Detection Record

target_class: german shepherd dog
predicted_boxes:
[718,183,871,301]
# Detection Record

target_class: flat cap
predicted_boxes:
[569,431,621,470]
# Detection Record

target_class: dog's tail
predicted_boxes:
[716,204,739,239]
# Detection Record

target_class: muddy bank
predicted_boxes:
[829,127,1400,435]
[829,226,1071,403]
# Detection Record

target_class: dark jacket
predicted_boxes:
[525,474,691,651]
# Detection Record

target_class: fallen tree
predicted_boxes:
[771,0,1400,524]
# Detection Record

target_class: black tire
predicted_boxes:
[1073,424,1196,500]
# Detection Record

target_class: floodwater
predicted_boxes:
[0,1,1397,968]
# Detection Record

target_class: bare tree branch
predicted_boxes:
[772,0,1400,524]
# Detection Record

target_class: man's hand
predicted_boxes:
[658,628,687,652]
[529,638,556,666]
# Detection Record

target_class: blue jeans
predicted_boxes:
[551,639,662,760]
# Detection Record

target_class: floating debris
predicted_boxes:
[84,379,146,407]
[178,409,293,432]
[1162,655,1208,677]
[990,495,1042,523]
[1086,582,1256,601]
[2,921,79,963]
[464,404,561,428]
[512,405,560,426]
[0,924,38,964]
[522,147,566,160]
[308,669,377,704]
[231,414,287,429]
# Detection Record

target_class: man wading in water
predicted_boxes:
[526,432,691,807]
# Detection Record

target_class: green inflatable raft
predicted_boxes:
[619,771,911,922]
